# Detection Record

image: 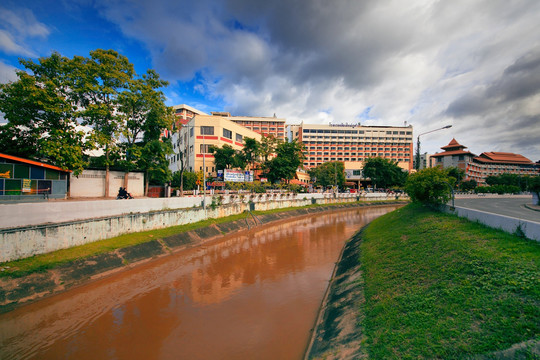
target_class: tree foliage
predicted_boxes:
[210,144,246,170]
[0,52,91,174]
[308,161,345,189]
[264,140,305,183]
[363,157,407,188]
[405,167,453,205]
[0,49,173,191]
[445,167,465,187]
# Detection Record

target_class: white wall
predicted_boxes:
[443,205,540,241]
[70,170,144,198]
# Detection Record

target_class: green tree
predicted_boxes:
[363,157,407,189]
[172,170,198,191]
[76,49,135,196]
[242,137,260,171]
[210,144,246,170]
[445,167,465,188]
[117,70,173,190]
[405,167,453,205]
[0,52,91,174]
[308,161,345,189]
[264,140,305,183]
[259,134,282,165]
[460,179,477,192]
[137,139,172,191]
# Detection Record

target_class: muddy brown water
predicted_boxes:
[0,206,399,360]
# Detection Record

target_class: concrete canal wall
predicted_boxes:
[0,193,405,263]
[443,204,540,241]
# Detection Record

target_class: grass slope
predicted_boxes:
[360,204,540,359]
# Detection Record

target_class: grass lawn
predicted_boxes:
[360,203,540,359]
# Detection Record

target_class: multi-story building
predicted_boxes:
[210,112,286,141]
[466,152,538,185]
[292,122,413,168]
[172,104,208,128]
[167,114,262,179]
[291,122,413,187]
[430,138,476,171]
[413,152,431,170]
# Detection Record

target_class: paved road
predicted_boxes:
[453,196,540,223]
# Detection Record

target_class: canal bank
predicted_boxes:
[306,204,540,359]
[0,202,405,314]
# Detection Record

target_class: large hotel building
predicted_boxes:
[291,122,414,170]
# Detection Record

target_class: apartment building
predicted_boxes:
[172,104,208,128]
[466,152,538,185]
[168,114,262,179]
[211,112,286,141]
[292,122,414,173]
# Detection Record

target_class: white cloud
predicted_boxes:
[94,0,540,160]
[0,6,49,57]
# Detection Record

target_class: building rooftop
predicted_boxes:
[0,153,71,172]
[474,152,533,165]
[440,138,467,151]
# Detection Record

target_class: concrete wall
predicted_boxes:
[0,193,405,263]
[443,205,540,241]
[70,170,145,198]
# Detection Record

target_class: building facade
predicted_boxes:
[0,153,70,200]
[292,122,413,170]
[172,104,208,128]
[430,138,476,170]
[168,114,262,179]
[466,152,538,185]
[211,112,286,141]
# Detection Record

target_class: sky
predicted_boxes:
[1,0,539,161]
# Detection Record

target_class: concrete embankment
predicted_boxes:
[305,230,368,360]
[0,202,403,314]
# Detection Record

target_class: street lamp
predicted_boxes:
[415,125,452,170]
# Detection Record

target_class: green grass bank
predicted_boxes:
[359,204,540,359]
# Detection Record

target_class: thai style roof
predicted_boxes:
[431,138,475,158]
[441,138,466,151]
[473,152,533,165]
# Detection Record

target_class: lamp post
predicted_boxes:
[415,125,452,170]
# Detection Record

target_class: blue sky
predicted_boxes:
[1,0,539,161]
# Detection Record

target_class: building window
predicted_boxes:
[236,133,243,142]
[200,144,211,153]
[190,127,194,137]
[201,126,214,135]
[223,128,232,139]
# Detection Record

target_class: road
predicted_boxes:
[453,195,540,223]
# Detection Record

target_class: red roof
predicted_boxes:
[474,152,533,165]
[441,138,467,151]
[0,153,71,172]
[431,149,475,158]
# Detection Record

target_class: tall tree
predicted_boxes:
[0,52,91,174]
[117,69,173,189]
[210,144,245,170]
[363,157,407,189]
[76,49,135,196]
[264,140,305,183]
[242,137,260,171]
[308,161,345,189]
[259,134,281,165]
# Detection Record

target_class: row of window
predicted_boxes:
[302,129,412,135]
[307,146,410,151]
[304,156,410,165]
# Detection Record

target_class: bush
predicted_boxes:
[405,167,453,205]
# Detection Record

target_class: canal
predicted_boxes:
[0,205,399,360]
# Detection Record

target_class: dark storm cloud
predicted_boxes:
[92,0,540,160]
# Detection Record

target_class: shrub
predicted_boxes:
[405,167,453,205]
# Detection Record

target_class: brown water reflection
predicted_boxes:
[0,206,399,360]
